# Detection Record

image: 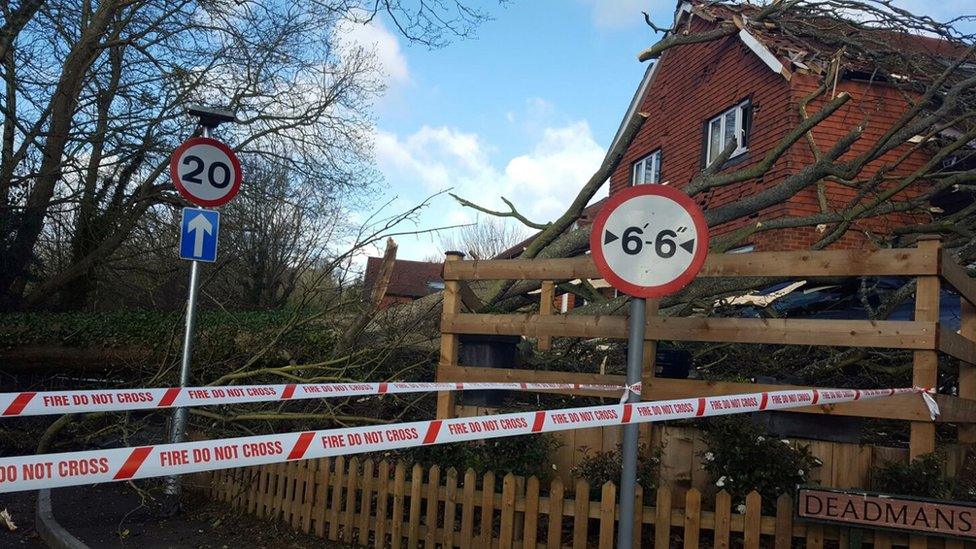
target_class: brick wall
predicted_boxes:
[610,18,933,251]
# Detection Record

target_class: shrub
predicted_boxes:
[952,449,976,502]
[701,416,820,511]
[572,443,660,498]
[392,434,561,482]
[872,452,950,499]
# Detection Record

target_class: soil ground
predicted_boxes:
[1,482,350,548]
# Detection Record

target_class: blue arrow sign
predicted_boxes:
[179,207,219,262]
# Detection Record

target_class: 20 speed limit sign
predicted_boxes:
[590,185,709,297]
[170,137,242,207]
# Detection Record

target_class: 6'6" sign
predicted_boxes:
[590,185,709,298]
[170,137,242,207]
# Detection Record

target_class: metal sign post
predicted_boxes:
[165,107,239,503]
[616,296,645,547]
[589,185,709,548]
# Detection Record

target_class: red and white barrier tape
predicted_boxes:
[0,386,933,494]
[0,382,626,417]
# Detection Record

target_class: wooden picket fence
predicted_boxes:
[205,456,965,548]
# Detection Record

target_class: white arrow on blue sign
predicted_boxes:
[179,207,219,262]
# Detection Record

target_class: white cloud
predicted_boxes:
[579,0,654,29]
[372,116,606,259]
[336,16,410,84]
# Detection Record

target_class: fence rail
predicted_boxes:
[205,457,967,548]
[435,241,976,459]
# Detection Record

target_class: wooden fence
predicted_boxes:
[453,411,971,493]
[436,241,976,460]
[205,456,971,548]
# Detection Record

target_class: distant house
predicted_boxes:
[603,0,970,251]
[362,257,444,309]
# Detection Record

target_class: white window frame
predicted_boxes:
[706,101,749,166]
[631,149,662,185]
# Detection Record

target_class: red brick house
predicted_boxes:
[363,257,444,309]
[606,1,966,251]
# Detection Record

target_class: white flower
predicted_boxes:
[757,436,765,442]
[781,439,790,445]
[716,476,727,487]
[798,469,805,476]
[736,504,746,514]
[552,464,557,470]
[704,452,714,461]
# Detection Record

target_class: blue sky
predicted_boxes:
[344,0,671,261]
[348,0,972,262]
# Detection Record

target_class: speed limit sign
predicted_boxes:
[590,185,709,298]
[170,137,242,207]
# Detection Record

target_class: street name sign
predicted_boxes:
[590,185,709,298]
[179,207,219,262]
[170,137,242,207]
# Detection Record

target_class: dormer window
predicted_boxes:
[632,150,662,185]
[705,100,751,166]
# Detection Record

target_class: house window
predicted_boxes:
[705,101,750,166]
[632,150,662,185]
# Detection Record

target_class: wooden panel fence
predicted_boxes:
[206,457,968,548]
[435,241,976,461]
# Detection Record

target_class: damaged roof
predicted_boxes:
[363,257,444,298]
[684,1,970,80]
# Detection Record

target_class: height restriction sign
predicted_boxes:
[590,185,709,298]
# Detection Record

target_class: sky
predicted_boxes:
[347,0,973,263]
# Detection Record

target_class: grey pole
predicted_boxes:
[164,124,209,500]
[616,296,646,549]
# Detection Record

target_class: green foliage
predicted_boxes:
[701,416,820,511]
[572,443,660,498]
[0,310,338,363]
[394,434,561,483]
[872,452,950,499]
[952,449,976,502]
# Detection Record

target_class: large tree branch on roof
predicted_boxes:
[473,112,649,308]
[450,193,549,230]
[637,24,738,62]
[685,91,851,196]
[704,126,864,227]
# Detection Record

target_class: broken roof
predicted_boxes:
[363,257,444,299]
[684,1,970,80]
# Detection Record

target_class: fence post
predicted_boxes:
[437,251,464,419]
[598,482,617,549]
[480,471,497,547]
[391,462,407,549]
[573,478,590,549]
[961,299,976,444]
[911,236,941,458]
[359,460,375,544]
[460,468,476,547]
[425,464,441,548]
[443,468,458,549]
[538,280,555,351]
[408,463,423,548]
[500,473,517,549]
[654,485,672,549]
[376,460,391,547]
[714,490,730,549]
[774,493,793,549]
[743,491,761,549]
[547,478,565,549]
[524,476,540,549]
[683,488,701,549]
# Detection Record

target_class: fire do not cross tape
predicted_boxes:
[0,382,627,417]
[0,387,931,494]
